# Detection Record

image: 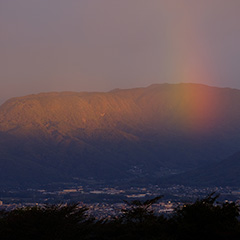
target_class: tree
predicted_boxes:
[118,196,163,224]
[108,196,169,240]
[171,193,240,240]
[0,203,93,240]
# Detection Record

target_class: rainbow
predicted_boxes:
[162,2,219,135]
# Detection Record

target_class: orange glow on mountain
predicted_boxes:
[169,84,219,135]
[0,84,228,137]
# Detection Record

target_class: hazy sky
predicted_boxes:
[0,0,240,103]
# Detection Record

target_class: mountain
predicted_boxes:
[1,83,240,187]
[157,151,240,187]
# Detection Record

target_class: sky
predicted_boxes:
[0,0,240,104]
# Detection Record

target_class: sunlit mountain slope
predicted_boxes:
[1,83,240,186]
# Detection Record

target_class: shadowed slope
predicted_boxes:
[157,151,240,187]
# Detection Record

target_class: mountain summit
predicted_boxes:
[1,83,240,186]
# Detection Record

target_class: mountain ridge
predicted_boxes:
[1,83,240,187]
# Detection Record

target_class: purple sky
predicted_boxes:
[0,0,240,104]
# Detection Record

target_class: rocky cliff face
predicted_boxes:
[1,83,240,186]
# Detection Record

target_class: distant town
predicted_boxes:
[1,183,240,219]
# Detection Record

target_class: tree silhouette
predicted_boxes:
[0,194,240,240]
[118,196,163,224]
[0,203,93,240]
[107,196,170,240]
[172,192,240,240]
